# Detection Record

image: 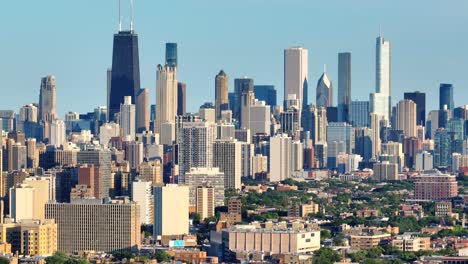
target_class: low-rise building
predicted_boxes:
[348,227,391,250]
[390,233,430,252]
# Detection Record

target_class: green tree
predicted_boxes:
[313,248,341,264]
[154,250,172,262]
[320,229,331,241]
[0,257,9,264]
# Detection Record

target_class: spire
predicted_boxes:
[323,64,327,73]
[130,0,134,31]
[379,24,382,38]
[118,0,122,32]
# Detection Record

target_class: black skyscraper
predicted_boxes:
[439,83,454,110]
[165,43,178,67]
[177,82,186,116]
[109,30,141,121]
[404,91,426,126]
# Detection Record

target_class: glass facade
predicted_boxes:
[404,91,426,126]
[439,83,454,110]
[165,43,177,67]
[253,85,277,109]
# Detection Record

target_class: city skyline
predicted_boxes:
[1,1,468,116]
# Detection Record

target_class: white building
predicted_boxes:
[50,119,66,146]
[269,134,292,182]
[249,100,271,136]
[375,33,391,120]
[99,122,120,147]
[284,47,308,109]
[370,93,390,123]
[132,180,153,225]
[120,96,136,141]
[184,167,225,207]
[155,64,177,134]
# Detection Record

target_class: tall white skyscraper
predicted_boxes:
[375,33,391,120]
[269,134,292,182]
[370,92,390,123]
[284,47,308,109]
[132,180,153,225]
[156,64,178,134]
[50,119,66,146]
[120,96,136,141]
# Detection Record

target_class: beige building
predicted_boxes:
[215,70,229,120]
[395,99,417,138]
[0,218,57,256]
[196,186,215,220]
[139,160,163,186]
[23,176,53,219]
[9,184,35,222]
[225,223,320,255]
[153,184,189,239]
[373,161,398,181]
[213,139,242,190]
[45,198,140,253]
[350,228,391,250]
[155,64,177,134]
[184,167,225,208]
[390,233,430,252]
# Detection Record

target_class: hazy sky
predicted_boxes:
[1,0,467,117]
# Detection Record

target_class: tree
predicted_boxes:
[320,229,331,241]
[0,257,9,264]
[190,212,201,224]
[45,252,89,264]
[154,250,172,263]
[313,248,341,264]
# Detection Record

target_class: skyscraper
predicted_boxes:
[404,91,426,126]
[213,139,242,189]
[316,70,333,108]
[439,83,454,110]
[284,47,308,109]
[136,88,150,132]
[177,82,186,116]
[215,70,229,120]
[253,85,277,109]
[370,92,390,123]
[338,52,351,122]
[155,64,178,134]
[270,134,292,182]
[165,43,177,68]
[375,33,391,120]
[233,78,254,122]
[109,28,140,122]
[153,184,189,238]
[120,96,136,141]
[395,99,417,138]
[39,75,57,122]
[350,101,370,127]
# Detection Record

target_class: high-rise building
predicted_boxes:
[350,101,370,127]
[49,119,66,146]
[39,75,57,122]
[178,121,216,179]
[136,88,150,132]
[439,83,454,110]
[240,91,256,130]
[338,52,351,122]
[370,93,390,123]
[45,198,141,252]
[132,180,153,225]
[395,99,417,138]
[215,70,229,120]
[177,82,186,116]
[125,141,143,169]
[196,186,215,220]
[284,47,308,109]
[120,96,136,141]
[404,91,426,126]
[415,151,433,171]
[213,139,242,189]
[249,100,271,136]
[155,64,178,134]
[233,78,254,122]
[269,134,292,182]
[165,42,177,68]
[370,113,382,159]
[109,29,140,122]
[184,167,225,207]
[9,183,34,222]
[19,104,38,123]
[77,148,112,199]
[434,128,451,168]
[0,110,16,132]
[316,71,333,108]
[354,127,373,161]
[373,161,398,181]
[253,85,277,109]
[327,122,354,154]
[375,33,391,120]
[153,184,189,238]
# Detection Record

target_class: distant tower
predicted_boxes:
[177,82,186,116]
[120,96,136,141]
[215,70,229,120]
[284,47,308,110]
[316,69,333,108]
[136,88,150,132]
[108,1,140,122]
[165,43,178,68]
[155,64,178,134]
[233,78,254,123]
[376,32,391,121]
[404,91,426,126]
[395,99,417,138]
[338,52,351,122]
[439,84,454,110]
[39,75,57,122]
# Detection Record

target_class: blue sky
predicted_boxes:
[1,0,467,117]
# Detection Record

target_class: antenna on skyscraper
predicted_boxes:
[118,0,122,31]
[379,24,382,37]
[130,0,134,31]
[323,64,327,73]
